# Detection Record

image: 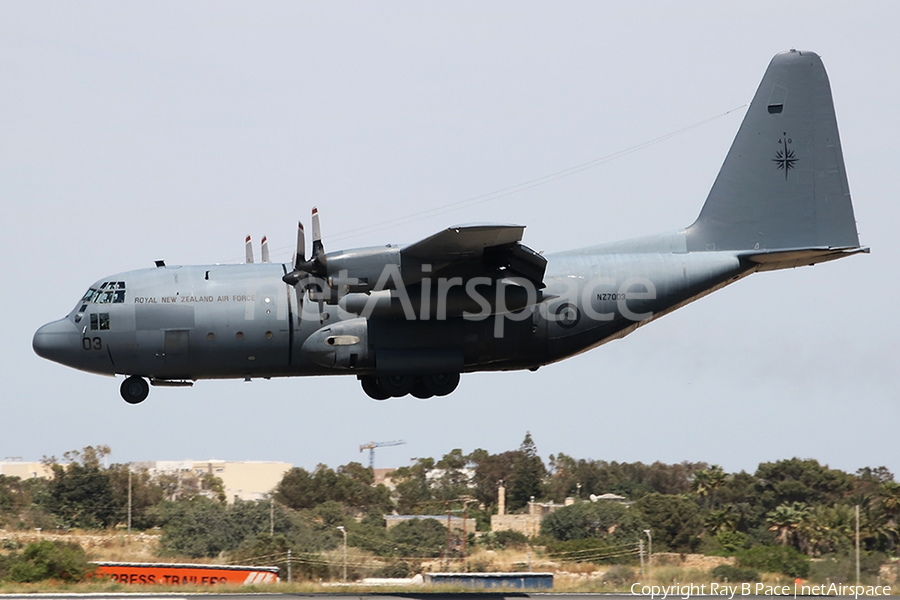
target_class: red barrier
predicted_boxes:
[93,561,279,585]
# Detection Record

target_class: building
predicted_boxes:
[0,459,53,480]
[489,484,573,536]
[384,514,472,532]
[132,459,293,503]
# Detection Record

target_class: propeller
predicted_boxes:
[282,208,328,325]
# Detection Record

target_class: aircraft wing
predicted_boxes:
[401,223,546,285]
[403,224,524,261]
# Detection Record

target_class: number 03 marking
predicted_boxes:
[82,337,102,350]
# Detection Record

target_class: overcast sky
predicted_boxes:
[2,2,897,479]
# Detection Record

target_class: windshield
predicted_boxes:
[81,281,127,304]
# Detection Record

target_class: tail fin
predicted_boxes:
[686,50,860,253]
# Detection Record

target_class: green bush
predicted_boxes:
[716,530,750,553]
[541,500,647,543]
[3,540,93,583]
[711,564,759,582]
[480,529,529,550]
[808,552,887,585]
[373,560,414,578]
[602,564,636,587]
[735,545,809,578]
[389,518,447,558]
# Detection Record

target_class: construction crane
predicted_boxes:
[359,440,406,469]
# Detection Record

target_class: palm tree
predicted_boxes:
[802,504,852,557]
[707,465,727,509]
[692,469,711,508]
[767,502,808,550]
[705,505,738,535]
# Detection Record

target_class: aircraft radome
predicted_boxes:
[34,50,867,404]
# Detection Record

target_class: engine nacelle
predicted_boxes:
[325,246,402,294]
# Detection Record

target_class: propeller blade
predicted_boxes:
[294,221,306,270]
[311,207,326,274]
[245,235,254,264]
[261,236,270,263]
[311,207,321,250]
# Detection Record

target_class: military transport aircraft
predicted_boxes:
[33,50,866,403]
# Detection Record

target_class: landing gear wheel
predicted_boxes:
[421,372,460,397]
[360,376,390,401]
[121,376,149,404]
[378,374,414,397]
[410,378,434,400]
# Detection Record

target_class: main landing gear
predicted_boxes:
[359,373,460,400]
[120,375,149,404]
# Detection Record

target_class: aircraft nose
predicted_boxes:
[33,318,80,364]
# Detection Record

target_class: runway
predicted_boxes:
[0,594,896,600]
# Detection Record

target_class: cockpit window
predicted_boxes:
[89,313,110,330]
[81,282,126,304]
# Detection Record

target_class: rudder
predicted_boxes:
[686,50,860,252]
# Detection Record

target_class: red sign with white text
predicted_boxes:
[93,561,279,585]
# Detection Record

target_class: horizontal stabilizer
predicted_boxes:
[741,245,869,271]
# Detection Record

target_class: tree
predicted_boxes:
[469,449,519,510]
[388,518,448,558]
[47,459,116,528]
[107,465,165,529]
[152,496,232,557]
[766,502,809,550]
[431,449,472,503]
[705,506,738,536]
[755,459,853,511]
[802,504,852,557]
[507,432,545,511]
[634,493,703,552]
[275,463,393,514]
[391,458,435,514]
[541,500,647,543]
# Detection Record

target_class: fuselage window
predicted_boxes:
[74,304,87,324]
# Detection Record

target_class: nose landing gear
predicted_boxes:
[121,375,149,404]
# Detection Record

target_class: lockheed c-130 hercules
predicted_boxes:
[33,50,866,403]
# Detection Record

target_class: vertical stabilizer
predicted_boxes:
[686,50,860,252]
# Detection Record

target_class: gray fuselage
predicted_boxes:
[33,230,750,382]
